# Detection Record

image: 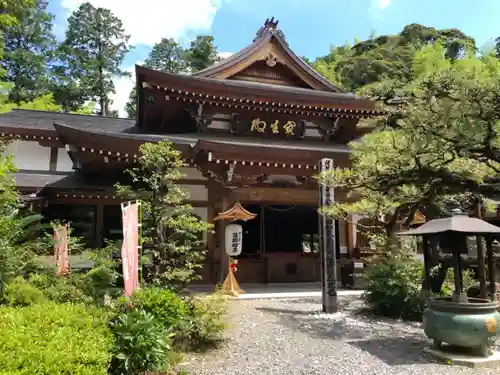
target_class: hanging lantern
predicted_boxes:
[225,224,243,256]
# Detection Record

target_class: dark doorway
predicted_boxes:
[263,205,318,252]
[239,204,261,256]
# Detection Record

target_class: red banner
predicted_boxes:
[121,201,139,297]
[54,224,69,276]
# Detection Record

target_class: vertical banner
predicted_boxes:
[318,158,338,313]
[54,224,69,276]
[121,201,140,297]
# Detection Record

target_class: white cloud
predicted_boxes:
[218,51,234,60]
[371,0,391,9]
[58,0,234,117]
[60,0,229,46]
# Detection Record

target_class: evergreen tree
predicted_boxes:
[0,0,35,77]
[116,141,211,289]
[56,2,131,116]
[1,0,56,103]
[184,35,219,73]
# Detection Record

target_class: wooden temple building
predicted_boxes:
[0,18,386,284]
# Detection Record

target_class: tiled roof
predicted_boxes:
[0,109,135,133]
[14,171,114,190]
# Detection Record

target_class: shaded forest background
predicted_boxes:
[2,0,499,118]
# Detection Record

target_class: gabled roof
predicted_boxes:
[192,17,342,92]
[137,65,378,114]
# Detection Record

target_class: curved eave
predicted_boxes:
[193,139,343,164]
[0,124,58,141]
[53,123,193,159]
[137,65,377,112]
[192,29,342,93]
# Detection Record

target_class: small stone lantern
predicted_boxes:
[399,209,500,357]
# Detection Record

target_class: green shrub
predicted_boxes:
[362,252,425,321]
[0,302,112,375]
[179,293,227,350]
[109,309,173,375]
[128,287,187,332]
[2,276,46,306]
[28,272,91,304]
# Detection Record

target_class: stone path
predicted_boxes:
[183,296,500,375]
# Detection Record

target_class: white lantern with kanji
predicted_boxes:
[225,224,243,256]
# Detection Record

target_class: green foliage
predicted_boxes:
[109,309,173,375]
[28,242,121,305]
[116,140,212,290]
[180,293,227,350]
[358,48,500,212]
[82,241,121,303]
[2,276,46,306]
[0,302,113,375]
[128,287,187,333]
[122,288,227,351]
[0,0,36,77]
[185,35,219,72]
[0,142,61,292]
[318,43,500,240]
[362,251,425,320]
[56,1,131,115]
[1,0,55,103]
[313,23,476,92]
[27,272,92,304]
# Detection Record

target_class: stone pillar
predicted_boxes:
[318,158,338,313]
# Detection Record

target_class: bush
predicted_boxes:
[128,287,187,333]
[121,288,227,351]
[109,309,173,375]
[28,272,91,304]
[179,293,227,350]
[0,302,112,375]
[2,276,46,306]
[362,252,425,321]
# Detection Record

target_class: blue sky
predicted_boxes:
[49,0,500,115]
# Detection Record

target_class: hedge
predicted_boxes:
[0,302,113,375]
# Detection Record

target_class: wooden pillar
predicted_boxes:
[318,158,338,313]
[486,238,497,301]
[218,196,229,283]
[476,203,488,299]
[94,203,104,248]
[346,214,354,257]
[452,235,467,302]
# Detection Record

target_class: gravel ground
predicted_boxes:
[182,296,500,375]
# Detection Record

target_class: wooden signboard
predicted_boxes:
[231,114,306,139]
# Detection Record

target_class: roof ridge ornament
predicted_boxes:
[254,17,282,41]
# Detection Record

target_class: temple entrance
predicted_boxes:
[236,204,338,283]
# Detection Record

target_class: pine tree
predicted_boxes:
[56,2,131,116]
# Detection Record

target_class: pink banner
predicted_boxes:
[121,202,139,297]
[54,224,69,276]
